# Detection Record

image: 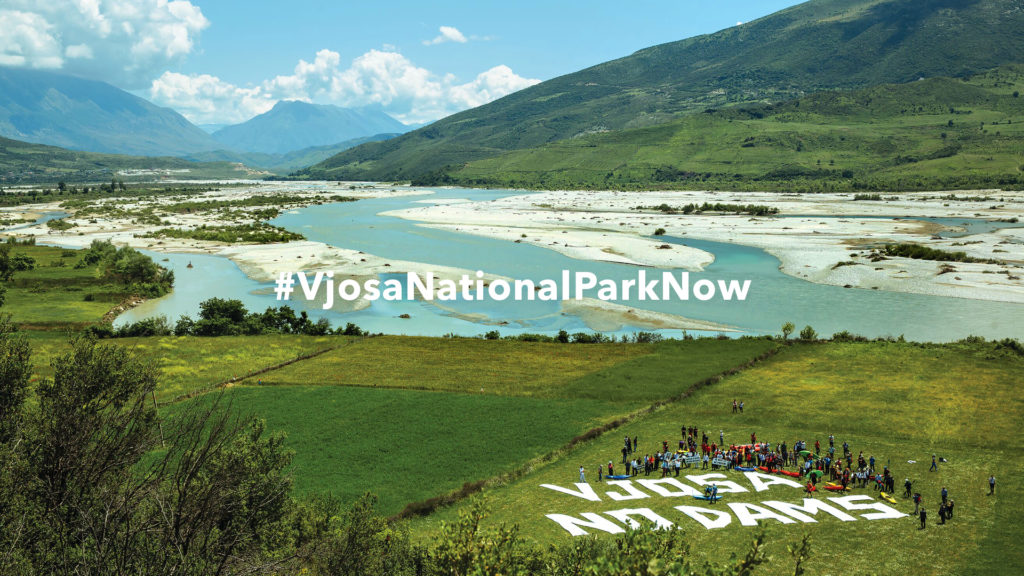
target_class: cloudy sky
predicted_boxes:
[0,0,803,126]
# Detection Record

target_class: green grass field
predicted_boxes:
[412,341,1024,576]
[178,385,620,515]
[243,336,776,402]
[24,332,338,401]
[4,244,130,329]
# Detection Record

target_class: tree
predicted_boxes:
[0,245,34,282]
[782,321,795,340]
[0,335,297,574]
[799,325,818,341]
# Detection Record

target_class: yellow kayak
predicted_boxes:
[880,492,898,504]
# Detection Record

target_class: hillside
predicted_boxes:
[416,67,1024,192]
[0,136,263,184]
[0,67,222,157]
[300,0,1024,182]
[184,133,400,174]
[212,101,407,155]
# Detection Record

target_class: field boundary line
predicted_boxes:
[161,336,368,405]
[390,343,784,521]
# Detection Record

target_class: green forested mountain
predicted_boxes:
[413,67,1024,192]
[301,0,1024,182]
[0,137,262,185]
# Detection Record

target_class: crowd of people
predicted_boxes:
[579,418,982,530]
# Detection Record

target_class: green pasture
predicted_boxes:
[414,341,1024,576]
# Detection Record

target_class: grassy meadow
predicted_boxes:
[5,243,131,329]
[413,341,1024,576]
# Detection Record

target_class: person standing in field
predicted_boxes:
[929,454,938,472]
[597,465,602,482]
[919,507,927,529]
[989,475,996,495]
[905,478,913,498]
[732,400,738,413]
[739,401,744,413]
[579,466,585,483]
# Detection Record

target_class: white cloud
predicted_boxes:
[448,65,541,110]
[150,71,275,124]
[149,48,540,125]
[423,25,469,46]
[0,0,208,88]
[0,11,64,69]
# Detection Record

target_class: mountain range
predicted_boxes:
[0,68,409,169]
[211,101,407,155]
[301,0,1024,182]
[0,67,221,157]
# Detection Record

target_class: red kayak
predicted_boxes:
[757,466,774,473]
[824,485,850,492]
[779,470,802,478]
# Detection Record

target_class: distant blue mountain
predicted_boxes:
[212,100,408,154]
[0,67,221,156]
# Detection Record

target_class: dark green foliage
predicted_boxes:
[643,203,779,216]
[799,325,818,341]
[110,298,348,338]
[0,245,35,281]
[75,240,174,298]
[0,335,297,574]
[883,243,1001,263]
[142,223,305,244]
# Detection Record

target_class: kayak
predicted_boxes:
[824,485,850,492]
[605,475,631,480]
[734,466,756,472]
[880,492,898,504]
[693,495,722,501]
[779,470,802,478]
[757,466,774,473]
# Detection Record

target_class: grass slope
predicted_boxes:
[414,341,1024,575]
[179,385,619,515]
[425,67,1024,192]
[301,0,1024,182]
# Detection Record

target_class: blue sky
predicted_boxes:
[186,1,804,88]
[0,0,805,124]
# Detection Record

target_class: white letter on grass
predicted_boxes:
[728,502,797,526]
[762,499,857,523]
[540,483,601,502]
[828,496,907,520]
[674,505,732,530]
[686,474,748,493]
[604,480,650,501]
[546,513,625,536]
[637,478,701,497]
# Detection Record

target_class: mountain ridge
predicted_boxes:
[301,0,1024,182]
[211,101,408,155]
[0,67,222,157]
